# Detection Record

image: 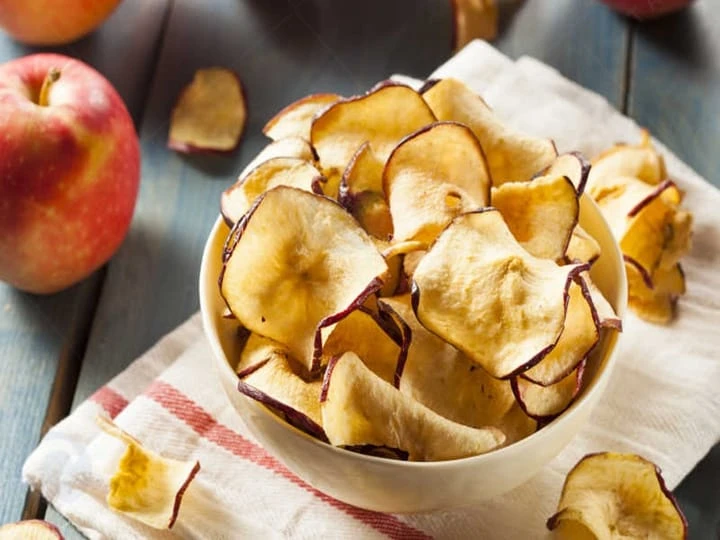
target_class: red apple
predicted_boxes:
[0,0,122,46]
[598,0,694,19]
[0,54,140,294]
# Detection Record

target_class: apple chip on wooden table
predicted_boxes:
[216,77,622,461]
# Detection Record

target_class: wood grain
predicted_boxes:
[0,0,170,525]
[629,3,720,536]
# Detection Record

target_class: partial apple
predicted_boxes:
[0,0,121,45]
[0,54,140,294]
[598,0,693,19]
[0,520,63,539]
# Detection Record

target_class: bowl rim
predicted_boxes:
[199,194,628,469]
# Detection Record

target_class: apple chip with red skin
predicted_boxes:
[512,361,585,420]
[384,295,536,444]
[311,82,436,197]
[220,186,387,374]
[220,157,325,226]
[579,272,623,330]
[491,174,579,260]
[168,68,247,154]
[236,136,315,181]
[412,209,584,379]
[588,130,667,188]
[384,121,491,244]
[540,152,591,195]
[0,520,64,540]
[96,416,200,530]
[626,259,686,324]
[421,78,557,185]
[263,93,342,141]
[566,225,602,265]
[320,352,505,461]
[521,282,598,386]
[547,452,687,539]
[236,339,325,441]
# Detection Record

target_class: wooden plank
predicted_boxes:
[629,4,720,536]
[0,0,170,525]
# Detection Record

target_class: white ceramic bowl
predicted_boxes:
[199,194,627,513]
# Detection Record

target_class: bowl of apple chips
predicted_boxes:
[199,78,627,512]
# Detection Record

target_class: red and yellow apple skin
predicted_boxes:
[0,0,122,46]
[598,0,693,19]
[0,53,140,294]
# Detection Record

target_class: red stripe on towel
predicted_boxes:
[90,386,129,419]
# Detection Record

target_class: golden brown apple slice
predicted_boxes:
[383,295,536,444]
[220,157,325,226]
[237,348,325,441]
[168,68,247,153]
[547,452,687,539]
[236,136,315,180]
[220,186,387,374]
[450,0,498,51]
[578,272,623,330]
[311,82,436,197]
[263,93,342,141]
[412,209,584,379]
[96,416,200,529]
[320,352,505,461]
[540,152,592,195]
[521,282,598,386]
[512,361,585,420]
[0,520,64,539]
[565,225,602,265]
[491,174,579,260]
[384,121,491,243]
[626,259,686,324]
[421,78,557,185]
[588,130,667,188]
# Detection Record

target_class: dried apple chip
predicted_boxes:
[565,225,601,265]
[626,259,686,324]
[384,121,491,243]
[168,68,247,153]
[547,452,687,539]
[311,83,436,196]
[512,361,585,420]
[237,351,326,441]
[320,352,505,461]
[221,157,325,225]
[384,295,536,443]
[263,93,342,141]
[0,520,63,540]
[236,136,315,180]
[540,152,591,195]
[491,174,579,260]
[421,78,557,185]
[96,416,200,529]
[236,332,288,374]
[220,186,387,373]
[588,130,667,188]
[450,0,498,51]
[578,272,623,330]
[412,209,583,379]
[522,282,598,386]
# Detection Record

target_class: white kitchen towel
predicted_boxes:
[23,40,720,539]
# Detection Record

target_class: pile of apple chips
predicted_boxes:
[587,132,692,324]
[218,78,623,461]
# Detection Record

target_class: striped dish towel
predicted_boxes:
[23,41,720,539]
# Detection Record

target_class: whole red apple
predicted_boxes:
[0,54,140,294]
[0,0,122,46]
[598,0,694,19]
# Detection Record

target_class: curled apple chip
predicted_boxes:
[320,352,505,461]
[236,332,288,374]
[412,209,583,379]
[540,152,591,195]
[384,121,491,243]
[0,520,63,539]
[384,295,536,443]
[451,0,498,51]
[168,68,247,153]
[220,186,387,373]
[547,452,687,539]
[566,225,601,265]
[263,93,342,141]
[626,259,686,324]
[579,272,623,330]
[491,174,579,260]
[513,361,585,420]
[421,78,557,185]
[237,351,326,441]
[522,282,598,386]
[220,157,325,225]
[237,136,315,180]
[311,83,436,196]
[588,130,667,188]
[96,416,200,529]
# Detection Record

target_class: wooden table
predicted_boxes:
[1,1,718,537]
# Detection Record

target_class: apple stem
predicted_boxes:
[38,68,61,107]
